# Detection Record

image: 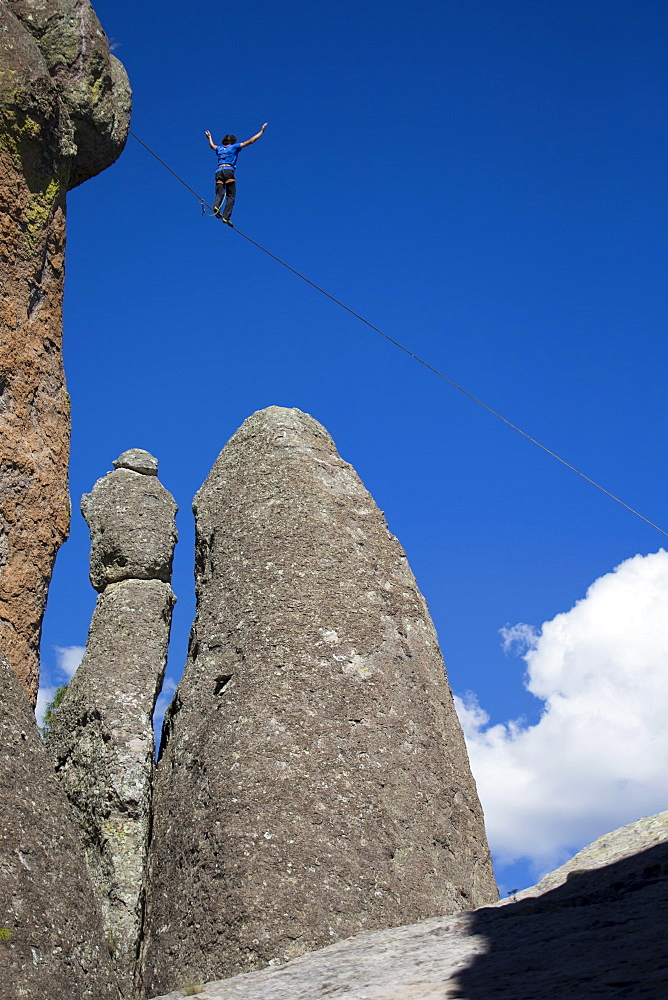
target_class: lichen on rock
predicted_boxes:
[5,0,131,186]
[0,0,131,703]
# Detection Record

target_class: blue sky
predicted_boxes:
[39,0,668,896]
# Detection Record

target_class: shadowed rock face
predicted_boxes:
[141,406,497,997]
[0,0,131,703]
[0,654,120,1000]
[146,812,668,1000]
[47,451,177,998]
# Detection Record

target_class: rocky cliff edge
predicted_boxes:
[0,0,131,702]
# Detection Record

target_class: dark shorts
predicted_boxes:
[215,168,235,184]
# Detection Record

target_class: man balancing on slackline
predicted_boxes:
[205,123,268,226]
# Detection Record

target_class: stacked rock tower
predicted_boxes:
[47,450,177,997]
[141,407,497,996]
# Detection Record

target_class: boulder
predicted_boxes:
[114,449,160,477]
[140,406,496,997]
[82,454,177,591]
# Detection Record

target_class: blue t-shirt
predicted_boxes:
[215,142,242,170]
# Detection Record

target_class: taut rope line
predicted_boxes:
[129,129,668,538]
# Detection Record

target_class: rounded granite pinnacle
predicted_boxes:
[141,405,498,996]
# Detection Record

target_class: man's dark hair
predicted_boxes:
[222,134,237,145]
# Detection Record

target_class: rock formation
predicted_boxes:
[0,653,120,1000]
[141,406,497,997]
[0,0,131,703]
[47,450,177,997]
[83,448,177,591]
[147,811,668,1000]
[510,808,668,900]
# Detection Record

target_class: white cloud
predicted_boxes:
[499,622,538,655]
[35,685,59,730]
[153,676,177,742]
[34,645,85,728]
[456,548,668,876]
[53,644,85,680]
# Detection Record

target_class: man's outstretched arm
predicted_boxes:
[205,130,217,150]
[240,123,268,148]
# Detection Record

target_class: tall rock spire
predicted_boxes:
[141,407,497,997]
[0,0,131,703]
[46,449,177,998]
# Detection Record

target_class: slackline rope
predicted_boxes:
[129,129,668,538]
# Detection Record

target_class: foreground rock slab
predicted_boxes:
[0,655,119,1000]
[47,451,177,997]
[141,406,496,996]
[150,812,668,1000]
